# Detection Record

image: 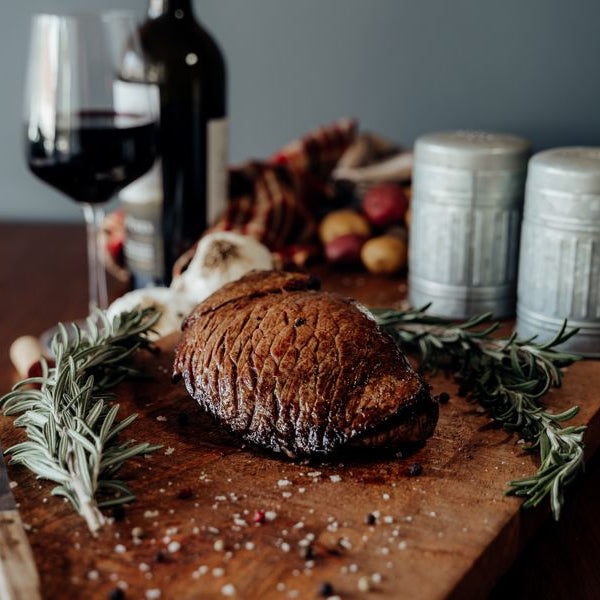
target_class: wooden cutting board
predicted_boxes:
[2,271,600,600]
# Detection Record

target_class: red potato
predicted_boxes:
[363,183,409,227]
[325,234,368,265]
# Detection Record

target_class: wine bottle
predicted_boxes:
[138,0,228,285]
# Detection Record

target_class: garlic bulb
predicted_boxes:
[107,287,188,340]
[108,232,274,339]
[171,232,274,304]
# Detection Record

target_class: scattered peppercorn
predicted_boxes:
[438,392,450,404]
[109,589,125,600]
[365,513,376,525]
[295,318,306,327]
[319,582,334,597]
[176,487,193,500]
[155,550,168,563]
[111,505,125,522]
[300,545,315,560]
[408,462,423,477]
[177,412,189,426]
[253,510,266,525]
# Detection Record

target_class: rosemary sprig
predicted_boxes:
[0,307,162,533]
[371,304,584,520]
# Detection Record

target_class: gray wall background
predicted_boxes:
[2,0,599,221]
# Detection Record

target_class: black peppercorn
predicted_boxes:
[365,513,376,525]
[319,582,334,597]
[438,392,450,404]
[109,589,125,600]
[300,544,315,560]
[111,505,125,522]
[155,550,168,563]
[408,462,423,477]
[295,318,306,327]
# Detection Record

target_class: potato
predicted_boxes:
[361,235,407,275]
[325,234,367,265]
[362,183,409,228]
[319,209,370,245]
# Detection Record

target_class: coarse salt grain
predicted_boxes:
[384,516,394,524]
[277,479,292,487]
[144,510,159,518]
[382,493,390,501]
[245,542,255,550]
[139,563,150,572]
[398,541,407,550]
[281,542,291,553]
[329,475,341,483]
[156,416,167,422]
[213,568,225,577]
[265,511,277,521]
[145,590,161,599]
[214,539,225,552]
[87,570,99,581]
[358,576,371,592]
[282,491,292,498]
[221,583,236,596]
[168,541,181,553]
[9,481,17,489]
[306,471,321,477]
[372,572,383,584]
[114,544,126,554]
[298,487,306,493]
[164,447,175,456]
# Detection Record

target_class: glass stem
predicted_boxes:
[82,203,108,314]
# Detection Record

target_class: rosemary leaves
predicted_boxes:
[372,305,583,520]
[0,307,161,533]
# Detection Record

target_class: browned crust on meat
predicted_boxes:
[173,270,438,457]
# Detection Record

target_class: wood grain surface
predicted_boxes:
[1,224,600,599]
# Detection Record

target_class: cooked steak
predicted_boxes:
[173,270,438,457]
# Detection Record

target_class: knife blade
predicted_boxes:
[0,442,41,600]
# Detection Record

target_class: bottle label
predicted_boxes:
[120,162,165,284]
[207,118,229,225]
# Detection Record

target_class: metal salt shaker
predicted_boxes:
[409,131,530,318]
[516,147,600,356]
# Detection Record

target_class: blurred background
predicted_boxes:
[1,0,599,221]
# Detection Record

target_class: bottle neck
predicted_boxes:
[148,0,194,19]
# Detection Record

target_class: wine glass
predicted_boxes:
[24,11,158,336]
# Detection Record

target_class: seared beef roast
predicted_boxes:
[173,270,438,456]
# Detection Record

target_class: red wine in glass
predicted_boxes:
[27,111,157,205]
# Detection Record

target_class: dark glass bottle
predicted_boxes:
[138,0,227,285]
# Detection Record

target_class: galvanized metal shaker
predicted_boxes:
[409,131,530,318]
[516,147,600,356]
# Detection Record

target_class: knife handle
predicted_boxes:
[0,510,41,600]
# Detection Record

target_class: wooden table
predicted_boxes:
[1,223,600,599]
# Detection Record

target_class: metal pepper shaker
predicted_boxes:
[408,131,530,318]
[516,147,600,356]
